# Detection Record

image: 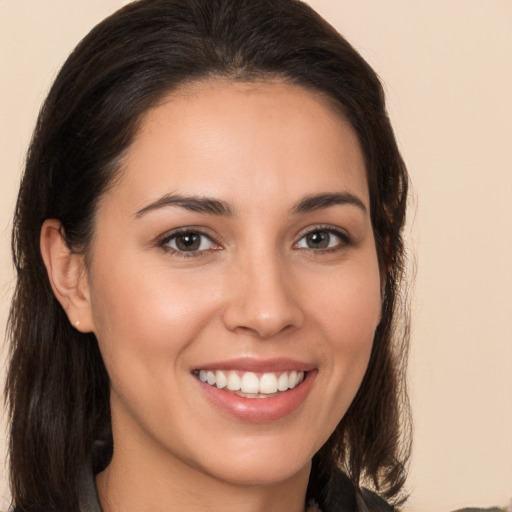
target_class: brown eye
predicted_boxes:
[164,231,215,252]
[305,231,329,249]
[296,229,346,250]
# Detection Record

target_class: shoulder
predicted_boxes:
[357,488,395,512]
[310,466,395,512]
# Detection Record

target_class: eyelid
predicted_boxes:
[295,224,351,240]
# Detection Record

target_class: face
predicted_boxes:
[85,80,381,488]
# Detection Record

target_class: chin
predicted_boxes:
[207,457,311,487]
[188,434,317,487]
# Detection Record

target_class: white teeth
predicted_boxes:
[277,372,289,391]
[197,369,306,395]
[288,371,298,389]
[259,373,278,394]
[215,370,227,389]
[226,372,241,391]
[240,372,259,393]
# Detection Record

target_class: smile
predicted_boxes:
[196,370,306,397]
[193,358,316,421]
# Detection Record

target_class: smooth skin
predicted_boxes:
[41,80,382,512]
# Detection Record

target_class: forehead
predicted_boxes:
[103,79,369,214]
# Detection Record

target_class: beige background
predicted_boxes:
[1,1,511,511]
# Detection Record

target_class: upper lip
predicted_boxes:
[192,357,315,373]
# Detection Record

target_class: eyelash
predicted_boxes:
[158,228,220,258]
[157,225,352,258]
[294,225,352,254]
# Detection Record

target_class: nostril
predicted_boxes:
[222,302,304,338]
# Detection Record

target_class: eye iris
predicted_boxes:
[176,233,201,251]
[306,231,330,249]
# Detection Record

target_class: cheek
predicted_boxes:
[87,262,227,443]
[88,257,222,379]
[306,255,382,407]
[311,262,382,346]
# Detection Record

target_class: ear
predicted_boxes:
[40,219,95,333]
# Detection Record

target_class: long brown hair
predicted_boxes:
[6,0,411,510]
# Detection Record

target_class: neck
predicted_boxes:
[96,430,311,512]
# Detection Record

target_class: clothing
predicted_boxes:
[78,465,102,512]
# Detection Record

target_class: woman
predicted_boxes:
[5,0,410,511]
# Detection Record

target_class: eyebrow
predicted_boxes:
[135,194,233,218]
[135,191,367,218]
[291,192,367,215]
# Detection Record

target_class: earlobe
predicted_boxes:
[40,219,95,332]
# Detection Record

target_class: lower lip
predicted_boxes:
[196,371,317,422]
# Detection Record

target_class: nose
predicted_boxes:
[222,253,304,339]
